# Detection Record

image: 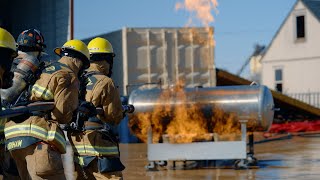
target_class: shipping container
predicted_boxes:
[83,27,216,95]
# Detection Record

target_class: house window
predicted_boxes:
[275,69,283,92]
[296,15,305,39]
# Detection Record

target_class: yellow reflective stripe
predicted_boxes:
[0,107,5,144]
[0,108,7,131]
[74,145,119,156]
[48,131,66,149]
[74,145,119,151]
[32,84,54,100]
[78,156,85,166]
[4,124,31,131]
[4,125,65,149]
[5,125,48,139]
[5,124,47,133]
[75,150,118,156]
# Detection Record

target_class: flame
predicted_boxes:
[165,82,208,143]
[211,108,241,141]
[175,0,218,27]
[129,82,242,143]
[175,0,218,84]
[128,112,151,142]
[128,0,231,144]
[175,0,217,56]
[129,84,175,143]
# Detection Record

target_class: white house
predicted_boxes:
[261,0,320,108]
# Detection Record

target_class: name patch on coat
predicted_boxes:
[7,140,23,150]
[6,137,41,150]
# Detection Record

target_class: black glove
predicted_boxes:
[78,101,97,117]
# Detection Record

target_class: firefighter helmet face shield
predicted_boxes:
[54,39,90,69]
[61,48,90,69]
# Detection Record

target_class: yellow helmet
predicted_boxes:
[88,37,114,55]
[0,28,17,57]
[54,39,90,68]
[54,39,90,60]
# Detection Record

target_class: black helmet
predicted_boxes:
[17,29,46,52]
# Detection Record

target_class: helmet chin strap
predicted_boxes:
[106,59,113,78]
[37,51,42,61]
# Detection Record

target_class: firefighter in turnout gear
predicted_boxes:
[4,39,90,180]
[0,27,18,179]
[1,28,48,180]
[0,28,17,89]
[1,28,47,106]
[68,37,124,180]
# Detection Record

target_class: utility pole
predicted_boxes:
[70,0,74,40]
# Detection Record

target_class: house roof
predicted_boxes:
[302,0,320,21]
[262,0,320,62]
[216,68,320,120]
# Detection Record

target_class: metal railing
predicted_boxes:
[286,92,320,108]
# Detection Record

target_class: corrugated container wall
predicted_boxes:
[83,27,216,96]
[0,0,69,58]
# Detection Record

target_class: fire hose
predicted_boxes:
[0,101,55,118]
[254,131,320,144]
[0,101,135,119]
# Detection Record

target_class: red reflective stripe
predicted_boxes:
[20,60,38,72]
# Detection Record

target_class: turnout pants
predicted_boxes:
[74,158,123,180]
[10,143,66,180]
[0,145,20,180]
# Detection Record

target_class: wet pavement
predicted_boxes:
[118,135,320,180]
[2,135,320,180]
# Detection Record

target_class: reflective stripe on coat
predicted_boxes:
[5,116,66,153]
[68,130,119,157]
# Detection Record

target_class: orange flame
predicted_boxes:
[175,0,219,27]
[175,0,217,49]
[129,82,242,143]
[165,82,208,143]
[128,1,224,143]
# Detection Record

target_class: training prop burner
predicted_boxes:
[128,85,275,170]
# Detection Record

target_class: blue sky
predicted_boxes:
[75,0,296,77]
